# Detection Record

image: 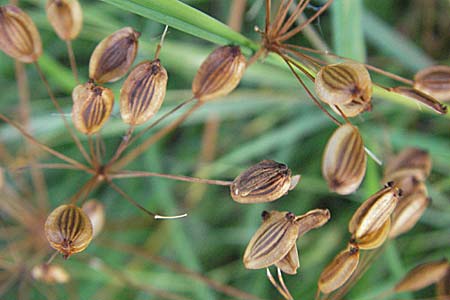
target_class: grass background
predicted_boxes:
[0,0,449,299]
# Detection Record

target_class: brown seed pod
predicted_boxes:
[31,264,70,284]
[318,244,360,294]
[384,147,432,185]
[395,259,449,293]
[315,62,372,106]
[230,160,300,203]
[120,59,168,125]
[72,82,114,135]
[296,208,331,237]
[348,183,401,239]
[45,204,93,259]
[275,243,299,275]
[353,218,390,250]
[89,27,140,83]
[192,45,247,102]
[0,5,42,63]
[436,267,450,300]
[389,190,430,239]
[414,65,450,102]
[322,124,367,195]
[46,0,82,41]
[390,86,447,114]
[82,199,105,238]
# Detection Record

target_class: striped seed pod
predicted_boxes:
[72,82,114,135]
[318,244,360,294]
[389,189,430,239]
[315,62,372,106]
[390,86,447,114]
[192,45,247,102]
[331,98,372,118]
[82,200,105,238]
[384,147,432,185]
[31,264,70,284]
[46,0,82,41]
[230,160,300,203]
[414,65,450,102]
[0,5,42,63]
[45,204,93,259]
[322,124,367,195]
[89,27,140,83]
[395,259,449,293]
[352,218,390,250]
[348,182,401,240]
[120,59,168,125]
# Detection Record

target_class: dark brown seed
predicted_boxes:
[414,65,450,102]
[46,0,82,41]
[390,86,447,114]
[395,259,449,293]
[120,59,168,125]
[0,5,42,63]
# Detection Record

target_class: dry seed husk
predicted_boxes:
[348,184,400,239]
[275,243,300,275]
[414,65,450,102]
[296,208,331,237]
[72,82,114,135]
[322,124,367,195]
[384,147,432,183]
[389,190,430,239]
[390,86,447,114]
[31,264,70,284]
[0,5,42,63]
[353,217,390,250]
[120,59,168,125]
[243,211,300,270]
[230,160,299,203]
[436,268,450,300]
[395,259,449,293]
[45,204,93,259]
[46,0,82,41]
[331,98,372,118]
[318,245,360,294]
[315,62,372,106]
[89,27,140,83]
[82,200,105,238]
[192,45,247,101]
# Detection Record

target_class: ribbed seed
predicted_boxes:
[82,200,105,238]
[192,45,247,101]
[230,160,299,203]
[0,5,42,63]
[89,27,140,83]
[46,0,82,41]
[315,62,372,106]
[384,147,432,183]
[72,82,114,135]
[414,65,450,102]
[322,124,367,195]
[275,243,299,275]
[296,209,331,237]
[318,244,360,294]
[395,259,449,293]
[390,86,447,114]
[353,218,390,250]
[349,183,401,239]
[45,204,93,259]
[120,59,168,125]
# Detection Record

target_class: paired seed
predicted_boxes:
[353,218,390,250]
[414,65,450,102]
[89,27,140,83]
[192,45,247,102]
[0,5,42,63]
[44,204,93,259]
[120,59,168,125]
[46,0,82,41]
[230,160,300,203]
[72,82,114,135]
[31,264,70,284]
[322,124,367,195]
[81,200,105,239]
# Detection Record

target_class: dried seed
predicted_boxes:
[72,82,114,135]
[45,204,93,259]
[315,62,372,106]
[31,264,70,284]
[395,259,449,293]
[322,124,367,195]
[390,86,447,114]
[384,147,432,184]
[46,0,82,41]
[0,5,42,63]
[318,245,360,294]
[348,183,400,239]
[389,190,430,239]
[0,167,4,190]
[230,160,299,203]
[89,27,140,83]
[331,98,372,118]
[120,59,168,125]
[414,65,450,102]
[436,267,450,300]
[296,208,331,237]
[82,200,105,238]
[275,243,299,275]
[352,218,390,250]
[192,45,247,102]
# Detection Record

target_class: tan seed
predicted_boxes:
[0,5,42,63]
[390,86,447,114]
[82,200,105,238]
[395,259,449,293]
[296,208,331,237]
[384,147,432,184]
[353,218,390,250]
[414,65,450,102]
[275,243,300,275]
[192,45,247,102]
[31,264,70,284]
[436,267,450,300]
[46,0,82,41]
